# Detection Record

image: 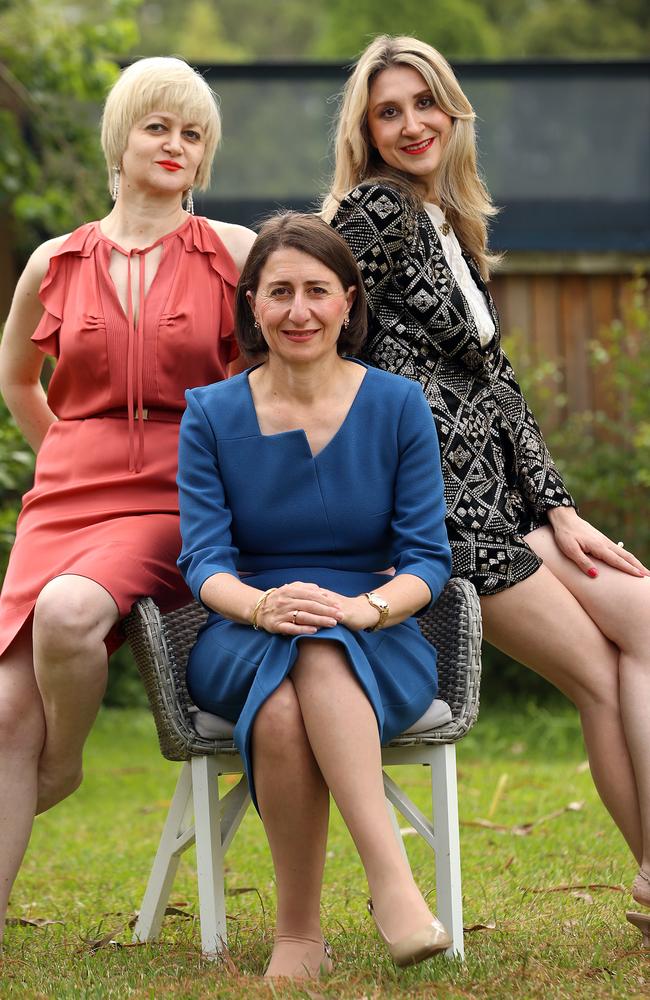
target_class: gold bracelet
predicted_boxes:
[250,587,277,630]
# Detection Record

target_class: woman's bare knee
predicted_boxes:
[33,576,118,655]
[254,680,304,747]
[527,526,650,659]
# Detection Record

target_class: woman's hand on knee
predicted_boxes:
[257,582,343,635]
[547,507,649,578]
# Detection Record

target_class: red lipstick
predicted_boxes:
[401,137,436,155]
[157,160,182,171]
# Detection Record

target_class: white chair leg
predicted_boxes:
[219,775,251,852]
[430,745,464,959]
[192,755,229,957]
[133,762,194,943]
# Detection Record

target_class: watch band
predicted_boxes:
[364,591,390,631]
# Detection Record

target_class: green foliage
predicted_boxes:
[137,0,325,60]
[0,0,140,256]
[475,0,649,57]
[133,0,650,59]
[512,0,648,57]
[175,1,247,62]
[105,644,148,707]
[313,0,501,59]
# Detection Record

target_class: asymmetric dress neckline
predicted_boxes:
[245,359,369,460]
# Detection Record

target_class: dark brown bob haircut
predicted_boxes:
[235,212,367,357]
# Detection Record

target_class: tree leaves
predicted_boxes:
[0,0,140,255]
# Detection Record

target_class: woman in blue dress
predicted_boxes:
[177,213,453,979]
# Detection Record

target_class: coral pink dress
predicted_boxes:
[0,215,239,656]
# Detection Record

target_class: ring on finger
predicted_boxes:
[617,541,625,548]
[291,609,299,624]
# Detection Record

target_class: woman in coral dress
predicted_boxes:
[0,57,255,942]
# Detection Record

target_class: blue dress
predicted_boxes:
[177,361,452,807]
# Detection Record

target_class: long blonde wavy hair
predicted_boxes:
[322,35,499,279]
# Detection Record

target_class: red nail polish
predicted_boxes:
[587,567,598,578]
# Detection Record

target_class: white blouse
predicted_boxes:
[423,202,495,348]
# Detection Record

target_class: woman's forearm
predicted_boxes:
[199,572,264,623]
[1,380,56,453]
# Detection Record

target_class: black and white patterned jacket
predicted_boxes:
[332,182,575,594]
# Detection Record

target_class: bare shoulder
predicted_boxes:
[205,219,257,271]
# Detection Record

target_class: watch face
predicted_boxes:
[369,592,389,611]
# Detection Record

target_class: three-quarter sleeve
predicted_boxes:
[177,390,239,603]
[391,383,452,606]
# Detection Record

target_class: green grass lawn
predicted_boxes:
[2,703,647,999]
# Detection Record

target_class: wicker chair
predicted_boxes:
[124,576,481,959]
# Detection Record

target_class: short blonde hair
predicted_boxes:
[101,57,221,194]
[323,35,498,279]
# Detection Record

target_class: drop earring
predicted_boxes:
[185,187,194,215]
[111,166,120,202]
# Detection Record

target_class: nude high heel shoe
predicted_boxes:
[367,900,452,967]
[626,911,650,948]
[626,869,650,948]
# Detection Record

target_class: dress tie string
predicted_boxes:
[125,249,148,473]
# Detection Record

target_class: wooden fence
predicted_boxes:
[490,262,648,423]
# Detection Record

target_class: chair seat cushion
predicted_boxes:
[403,697,453,734]
[189,698,453,741]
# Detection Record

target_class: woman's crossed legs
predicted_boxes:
[252,639,438,978]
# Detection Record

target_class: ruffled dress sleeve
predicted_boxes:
[31,223,99,359]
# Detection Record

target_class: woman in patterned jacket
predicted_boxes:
[324,34,650,941]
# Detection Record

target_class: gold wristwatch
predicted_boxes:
[364,591,390,631]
